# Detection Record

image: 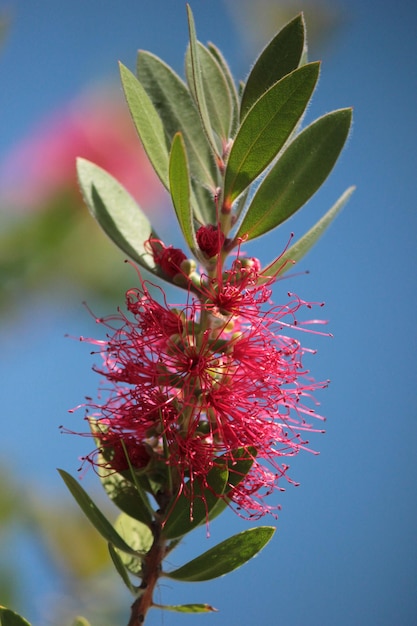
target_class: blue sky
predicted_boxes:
[0,1,416,625]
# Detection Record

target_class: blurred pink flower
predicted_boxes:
[0,85,164,212]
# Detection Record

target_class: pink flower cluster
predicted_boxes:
[78,241,328,519]
[0,87,163,212]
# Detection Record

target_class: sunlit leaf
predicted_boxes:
[186,4,218,155]
[240,13,306,118]
[162,465,228,540]
[113,512,153,577]
[76,158,164,277]
[223,62,320,206]
[166,526,275,581]
[236,108,352,240]
[58,469,137,555]
[169,133,196,255]
[136,50,217,197]
[207,42,239,136]
[119,62,169,189]
[185,41,233,142]
[136,50,217,224]
[260,186,356,281]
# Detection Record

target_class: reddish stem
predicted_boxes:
[127,522,167,626]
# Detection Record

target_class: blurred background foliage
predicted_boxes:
[225,0,346,55]
[0,462,127,624]
[0,85,166,313]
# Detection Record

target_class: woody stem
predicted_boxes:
[127,522,167,626]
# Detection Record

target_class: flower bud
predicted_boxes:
[147,238,187,278]
[196,224,225,258]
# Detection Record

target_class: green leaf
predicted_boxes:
[225,447,256,488]
[0,608,31,626]
[190,183,216,226]
[71,619,92,626]
[119,62,169,189]
[169,133,196,255]
[136,50,217,222]
[76,158,163,277]
[208,447,257,521]
[113,512,153,577]
[223,62,320,207]
[108,543,137,593]
[162,465,228,540]
[58,469,137,555]
[240,13,306,119]
[155,603,217,613]
[236,108,352,241]
[185,4,218,155]
[99,464,153,527]
[166,526,275,581]
[185,41,233,143]
[90,419,165,504]
[260,186,356,281]
[207,42,239,136]
[115,512,153,555]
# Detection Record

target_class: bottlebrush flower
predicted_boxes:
[76,254,328,519]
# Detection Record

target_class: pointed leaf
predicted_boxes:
[89,420,154,526]
[162,465,228,540]
[207,42,239,136]
[58,469,137,555]
[108,543,137,593]
[113,512,153,577]
[99,465,153,527]
[186,4,218,155]
[136,49,217,221]
[240,13,306,119]
[76,158,163,277]
[115,512,153,554]
[207,447,257,521]
[166,526,275,581]
[169,133,196,254]
[225,447,257,488]
[233,186,250,222]
[260,186,356,281]
[156,603,217,613]
[185,41,233,142]
[190,182,216,225]
[119,62,169,189]
[0,608,31,626]
[224,62,320,206]
[236,108,352,241]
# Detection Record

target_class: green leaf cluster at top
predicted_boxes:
[77,6,353,286]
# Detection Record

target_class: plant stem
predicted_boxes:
[127,521,167,626]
